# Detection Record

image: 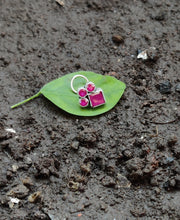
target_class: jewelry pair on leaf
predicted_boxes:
[71,74,106,108]
[11,71,126,116]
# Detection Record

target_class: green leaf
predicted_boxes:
[11,71,126,116]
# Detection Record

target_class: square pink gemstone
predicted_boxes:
[89,90,105,108]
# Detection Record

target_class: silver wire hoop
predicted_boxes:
[71,74,89,94]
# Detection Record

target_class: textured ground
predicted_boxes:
[0,0,180,219]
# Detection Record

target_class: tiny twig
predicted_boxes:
[150,118,178,124]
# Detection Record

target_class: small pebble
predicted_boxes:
[100,202,108,210]
[0,196,9,206]
[8,197,20,208]
[24,156,32,165]
[80,163,91,174]
[71,141,79,150]
[62,194,68,201]
[12,164,19,172]
[22,177,34,187]
[154,187,161,194]
[169,179,176,187]
[175,84,180,93]
[116,173,131,188]
[7,184,29,198]
[5,128,16,133]
[137,50,148,60]
[137,47,158,61]
[28,191,41,203]
[106,72,119,78]
[158,81,172,94]
[112,35,124,44]
[167,135,177,147]
[55,0,64,6]
[68,181,79,191]
[123,149,133,158]
[153,11,166,21]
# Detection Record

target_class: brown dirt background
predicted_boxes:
[0,0,180,219]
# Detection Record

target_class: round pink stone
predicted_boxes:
[79,98,89,107]
[86,82,95,92]
[78,88,87,97]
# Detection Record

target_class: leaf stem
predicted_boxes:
[11,91,41,109]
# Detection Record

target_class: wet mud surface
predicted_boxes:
[0,0,180,219]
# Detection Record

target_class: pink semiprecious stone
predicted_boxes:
[79,98,89,107]
[86,82,95,92]
[78,88,87,97]
[89,90,105,108]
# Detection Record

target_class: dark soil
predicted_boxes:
[0,0,180,219]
